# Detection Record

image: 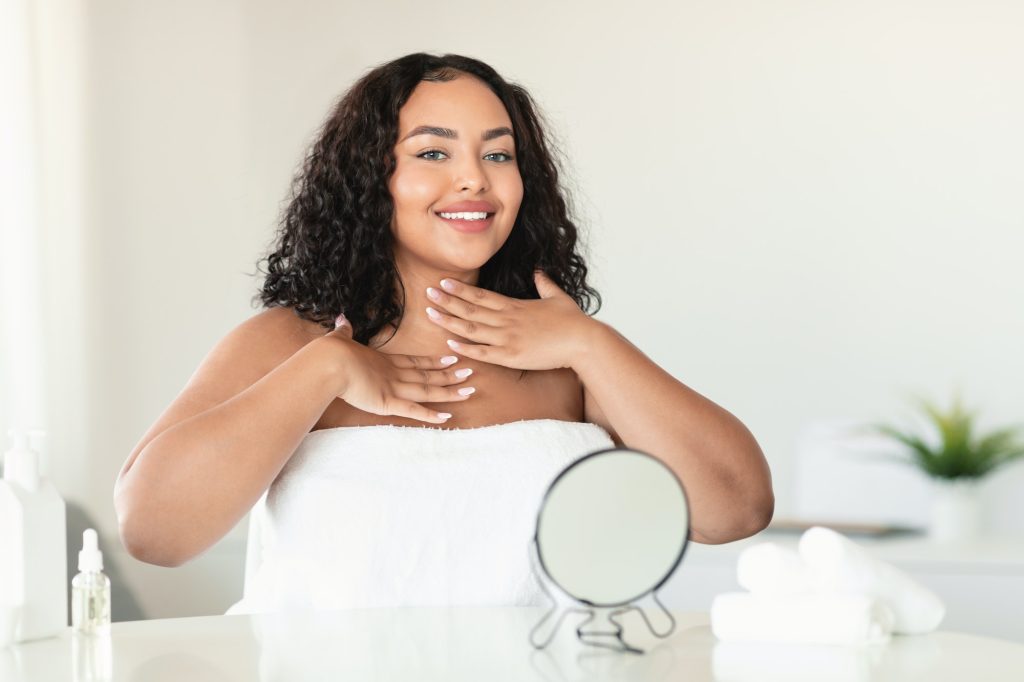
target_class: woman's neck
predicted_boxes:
[371,264,480,355]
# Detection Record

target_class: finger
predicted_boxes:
[439,278,510,311]
[396,366,474,386]
[388,353,460,370]
[426,286,504,326]
[425,306,502,344]
[328,313,354,339]
[393,381,477,404]
[445,339,504,365]
[383,398,453,425]
[533,270,570,300]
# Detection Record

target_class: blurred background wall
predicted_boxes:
[2,0,1022,619]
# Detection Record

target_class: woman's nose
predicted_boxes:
[453,157,488,193]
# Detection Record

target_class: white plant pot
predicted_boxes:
[929,477,982,543]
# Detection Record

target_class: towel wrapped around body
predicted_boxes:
[227,419,614,614]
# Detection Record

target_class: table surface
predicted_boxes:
[3,608,1024,681]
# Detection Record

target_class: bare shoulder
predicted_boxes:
[119,307,323,477]
[174,306,326,411]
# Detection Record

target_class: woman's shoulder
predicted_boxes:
[246,305,326,347]
[203,306,325,385]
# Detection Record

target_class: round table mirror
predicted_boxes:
[535,447,690,605]
[530,447,690,652]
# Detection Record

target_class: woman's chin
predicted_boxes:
[434,248,502,273]
[439,258,491,274]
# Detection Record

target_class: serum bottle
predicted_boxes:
[71,529,111,635]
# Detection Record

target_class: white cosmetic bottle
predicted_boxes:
[72,529,111,635]
[0,429,68,641]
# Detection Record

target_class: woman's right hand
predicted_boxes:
[323,314,473,424]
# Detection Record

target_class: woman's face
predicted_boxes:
[389,75,523,275]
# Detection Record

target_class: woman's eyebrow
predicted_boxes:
[400,125,514,142]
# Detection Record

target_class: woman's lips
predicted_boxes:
[436,213,494,233]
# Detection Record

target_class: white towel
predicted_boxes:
[710,592,895,646]
[719,527,946,643]
[737,542,813,595]
[798,526,945,635]
[227,419,614,614]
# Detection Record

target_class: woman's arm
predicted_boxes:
[114,318,349,567]
[575,321,774,545]
[422,273,774,545]
[115,309,471,567]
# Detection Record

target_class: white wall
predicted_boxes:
[9,0,1023,619]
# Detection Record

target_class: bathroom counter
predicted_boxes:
[4,607,1024,681]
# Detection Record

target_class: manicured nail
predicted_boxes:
[426,287,441,301]
[440,279,456,292]
[426,307,442,320]
[446,339,461,350]
[458,387,476,396]
[454,368,473,378]
[437,412,452,420]
[334,313,348,328]
[440,355,459,366]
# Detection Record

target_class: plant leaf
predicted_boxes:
[866,396,1024,479]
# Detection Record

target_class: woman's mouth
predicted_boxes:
[436,211,494,233]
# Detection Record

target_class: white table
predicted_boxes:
[3,607,1024,681]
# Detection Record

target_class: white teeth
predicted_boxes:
[439,211,489,220]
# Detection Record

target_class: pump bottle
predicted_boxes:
[0,429,67,641]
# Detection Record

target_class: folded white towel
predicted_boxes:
[737,542,813,595]
[711,592,895,646]
[798,527,945,635]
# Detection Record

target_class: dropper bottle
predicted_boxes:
[71,529,111,635]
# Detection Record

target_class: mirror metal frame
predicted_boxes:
[528,447,691,654]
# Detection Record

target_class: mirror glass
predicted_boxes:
[535,448,690,606]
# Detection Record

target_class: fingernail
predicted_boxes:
[437,412,452,420]
[446,339,460,350]
[454,368,473,378]
[458,387,476,396]
[426,307,442,320]
[334,313,348,328]
[426,287,441,301]
[440,355,459,366]
[440,279,456,292]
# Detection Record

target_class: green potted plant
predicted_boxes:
[871,393,1024,542]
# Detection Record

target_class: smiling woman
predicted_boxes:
[112,53,773,608]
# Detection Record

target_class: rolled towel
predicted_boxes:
[798,526,945,635]
[711,592,895,646]
[737,542,813,595]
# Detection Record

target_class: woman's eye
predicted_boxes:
[418,150,448,161]
[485,152,514,162]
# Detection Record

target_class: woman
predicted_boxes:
[114,53,773,610]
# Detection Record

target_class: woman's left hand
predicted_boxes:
[424,271,597,371]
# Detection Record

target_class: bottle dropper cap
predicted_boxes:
[78,528,104,572]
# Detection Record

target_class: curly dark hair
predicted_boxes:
[253,52,601,346]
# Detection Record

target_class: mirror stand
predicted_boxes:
[527,541,677,654]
